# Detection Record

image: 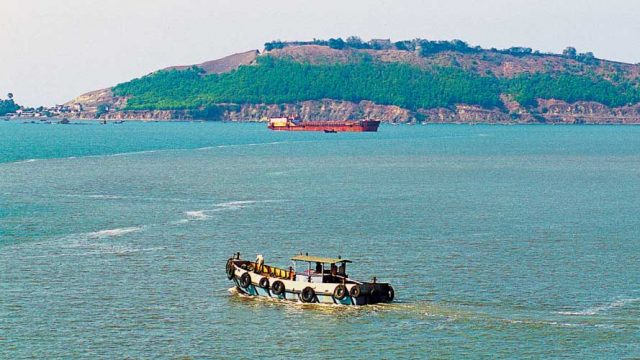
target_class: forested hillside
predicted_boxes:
[67,38,640,123]
[112,56,640,111]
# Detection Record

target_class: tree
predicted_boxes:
[563,46,577,59]
[96,104,108,117]
[346,36,364,48]
[0,97,19,115]
[264,40,285,51]
[576,51,596,64]
[394,41,409,51]
[328,38,345,50]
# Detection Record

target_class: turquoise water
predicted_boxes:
[1,121,639,358]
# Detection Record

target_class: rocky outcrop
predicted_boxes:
[222,100,412,123]
[534,99,640,124]
[65,87,126,111]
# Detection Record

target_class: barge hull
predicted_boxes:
[268,120,380,132]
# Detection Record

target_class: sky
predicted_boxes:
[2,0,640,107]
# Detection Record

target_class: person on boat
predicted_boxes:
[255,254,264,273]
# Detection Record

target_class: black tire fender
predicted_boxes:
[386,286,395,302]
[301,286,316,303]
[333,284,347,300]
[239,272,252,288]
[226,260,235,280]
[258,277,270,289]
[350,284,361,298]
[271,280,285,295]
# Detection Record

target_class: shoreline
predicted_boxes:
[3,116,640,126]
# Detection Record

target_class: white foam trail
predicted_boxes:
[214,200,257,208]
[172,200,284,224]
[8,158,38,164]
[184,210,211,220]
[556,298,640,316]
[86,194,126,199]
[87,226,143,238]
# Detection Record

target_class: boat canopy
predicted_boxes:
[291,254,352,264]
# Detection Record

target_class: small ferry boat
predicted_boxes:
[226,253,394,305]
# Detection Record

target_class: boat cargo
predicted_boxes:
[226,252,394,305]
[268,116,380,132]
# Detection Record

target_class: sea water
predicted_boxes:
[1,121,639,358]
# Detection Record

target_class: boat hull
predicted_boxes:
[268,120,380,132]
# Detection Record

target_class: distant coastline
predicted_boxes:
[4,115,640,126]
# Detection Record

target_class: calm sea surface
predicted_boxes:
[1,121,639,358]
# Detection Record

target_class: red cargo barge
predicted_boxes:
[268,116,380,132]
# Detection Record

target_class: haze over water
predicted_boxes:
[1,122,639,358]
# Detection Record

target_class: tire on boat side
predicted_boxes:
[385,286,395,302]
[271,280,285,296]
[226,260,235,280]
[258,277,270,289]
[350,285,361,298]
[333,284,347,300]
[239,272,252,288]
[301,287,316,303]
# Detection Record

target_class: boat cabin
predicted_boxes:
[291,254,351,284]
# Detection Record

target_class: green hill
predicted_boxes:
[67,38,640,124]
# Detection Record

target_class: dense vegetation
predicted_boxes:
[508,73,638,107]
[112,56,640,112]
[0,94,19,115]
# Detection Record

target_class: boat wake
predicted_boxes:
[225,289,631,329]
[555,297,640,316]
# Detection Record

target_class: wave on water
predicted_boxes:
[21,246,166,259]
[555,297,640,316]
[86,226,144,238]
[85,194,126,199]
[107,149,163,157]
[2,141,291,165]
[6,158,38,164]
[184,210,211,220]
[172,200,283,225]
[208,141,286,149]
[214,200,257,208]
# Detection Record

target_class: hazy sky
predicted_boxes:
[2,0,640,106]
